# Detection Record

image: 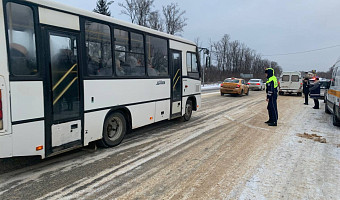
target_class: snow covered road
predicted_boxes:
[0,91,339,200]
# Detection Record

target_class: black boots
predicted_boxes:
[268,122,277,126]
[265,120,277,126]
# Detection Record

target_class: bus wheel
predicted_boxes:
[100,112,127,147]
[182,100,193,122]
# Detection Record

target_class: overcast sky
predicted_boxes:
[52,0,340,72]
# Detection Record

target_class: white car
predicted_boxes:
[247,79,265,90]
[319,79,331,101]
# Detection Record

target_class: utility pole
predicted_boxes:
[199,47,210,87]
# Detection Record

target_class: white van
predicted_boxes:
[325,66,340,126]
[279,72,303,96]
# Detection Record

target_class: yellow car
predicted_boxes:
[220,78,250,96]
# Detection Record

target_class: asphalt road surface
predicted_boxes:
[0,90,339,200]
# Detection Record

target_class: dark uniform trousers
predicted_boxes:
[304,93,309,104]
[314,98,319,109]
[267,94,278,123]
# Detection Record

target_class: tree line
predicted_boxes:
[202,34,282,82]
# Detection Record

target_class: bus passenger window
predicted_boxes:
[114,29,128,51]
[6,2,38,76]
[146,35,168,76]
[121,54,145,76]
[131,33,144,54]
[85,21,112,76]
[114,29,145,76]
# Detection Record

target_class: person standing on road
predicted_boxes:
[303,78,310,105]
[265,68,278,126]
[309,77,321,109]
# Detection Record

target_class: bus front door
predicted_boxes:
[43,29,83,157]
[170,50,182,118]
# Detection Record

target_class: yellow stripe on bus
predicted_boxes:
[173,69,180,82]
[328,89,340,98]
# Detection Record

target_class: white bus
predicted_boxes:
[0,0,201,159]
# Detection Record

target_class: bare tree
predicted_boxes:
[147,11,163,31]
[93,0,114,16]
[119,0,154,26]
[162,3,187,35]
[194,37,203,48]
[229,40,240,73]
[119,0,135,23]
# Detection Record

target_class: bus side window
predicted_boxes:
[6,2,38,76]
[146,35,168,77]
[114,29,145,76]
[85,20,112,77]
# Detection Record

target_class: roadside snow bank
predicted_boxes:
[234,103,340,199]
[201,83,220,91]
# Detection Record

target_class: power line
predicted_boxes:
[263,44,340,57]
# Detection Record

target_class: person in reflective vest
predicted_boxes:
[265,68,278,126]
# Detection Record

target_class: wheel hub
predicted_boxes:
[107,118,122,139]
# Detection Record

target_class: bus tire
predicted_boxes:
[181,100,193,122]
[333,106,340,126]
[100,112,127,147]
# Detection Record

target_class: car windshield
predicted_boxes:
[224,79,239,83]
[249,79,260,82]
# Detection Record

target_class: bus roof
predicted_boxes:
[25,0,196,46]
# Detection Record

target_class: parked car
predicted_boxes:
[319,79,331,102]
[220,78,249,96]
[247,79,265,90]
[279,71,303,96]
[325,66,340,126]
